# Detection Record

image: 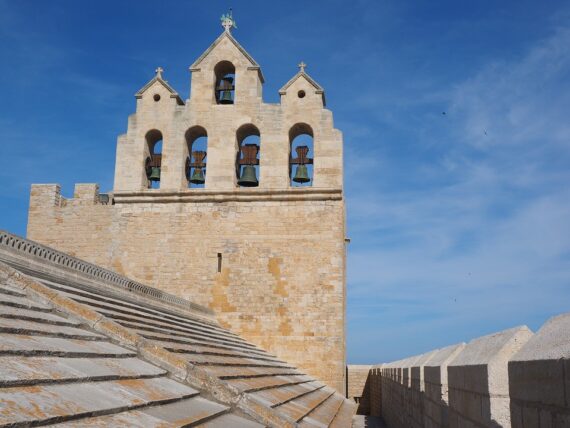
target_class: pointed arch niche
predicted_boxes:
[236,124,260,187]
[185,126,208,189]
[144,129,163,189]
[214,61,235,105]
[289,123,314,187]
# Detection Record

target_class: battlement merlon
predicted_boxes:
[29,183,110,211]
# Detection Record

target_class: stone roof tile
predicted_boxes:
[0,230,355,427]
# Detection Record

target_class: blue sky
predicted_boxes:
[1,1,569,363]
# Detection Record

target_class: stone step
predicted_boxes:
[275,386,335,422]
[225,374,313,393]
[0,305,82,326]
[0,283,27,297]
[329,400,357,428]
[207,365,303,380]
[176,352,292,368]
[116,319,258,351]
[0,376,199,426]
[42,279,225,333]
[0,334,136,358]
[53,396,230,427]
[139,330,273,359]
[0,293,52,312]
[0,317,105,341]
[148,338,282,363]
[0,356,166,387]
[197,412,264,428]
[298,392,345,427]
[250,380,325,407]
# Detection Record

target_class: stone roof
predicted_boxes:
[279,71,326,106]
[0,231,355,427]
[135,72,185,105]
[189,31,265,83]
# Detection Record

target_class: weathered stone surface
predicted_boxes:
[448,326,533,428]
[347,364,372,415]
[509,312,570,427]
[27,26,346,393]
[0,234,354,427]
[423,343,465,428]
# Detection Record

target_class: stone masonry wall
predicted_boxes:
[509,313,570,427]
[347,365,372,414]
[27,29,346,392]
[359,312,570,427]
[27,183,346,392]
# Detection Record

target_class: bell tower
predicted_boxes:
[28,13,346,393]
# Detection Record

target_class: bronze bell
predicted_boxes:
[293,165,310,183]
[148,166,161,182]
[218,77,234,104]
[190,167,205,184]
[219,90,233,104]
[217,77,233,90]
[237,165,258,187]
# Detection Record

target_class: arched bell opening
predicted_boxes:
[289,123,314,187]
[214,61,235,105]
[144,129,163,189]
[185,126,208,189]
[236,124,260,187]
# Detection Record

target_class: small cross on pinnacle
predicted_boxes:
[221,9,237,33]
[298,62,307,73]
[155,67,164,79]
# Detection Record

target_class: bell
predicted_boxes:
[189,167,205,185]
[148,166,161,182]
[219,90,233,104]
[217,77,234,90]
[237,165,258,187]
[293,165,310,183]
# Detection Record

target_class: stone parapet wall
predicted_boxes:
[347,365,372,414]
[509,313,570,427]
[447,326,533,427]
[369,365,383,417]
[359,312,570,427]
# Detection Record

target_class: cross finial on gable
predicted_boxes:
[221,8,237,33]
[155,67,164,79]
[298,62,307,73]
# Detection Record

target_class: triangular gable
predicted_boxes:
[279,71,326,105]
[189,31,265,83]
[135,75,184,105]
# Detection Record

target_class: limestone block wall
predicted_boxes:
[28,184,114,265]
[347,364,372,414]
[368,365,383,417]
[27,184,346,392]
[509,313,570,427]
[28,30,347,393]
[360,314,570,427]
[410,350,439,428]
[447,326,533,427]
[424,343,465,428]
[374,327,533,428]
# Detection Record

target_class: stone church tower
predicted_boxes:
[27,18,346,391]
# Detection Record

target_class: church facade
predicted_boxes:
[27,21,346,391]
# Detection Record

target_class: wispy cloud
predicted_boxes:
[347,24,570,363]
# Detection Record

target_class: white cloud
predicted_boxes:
[347,25,570,362]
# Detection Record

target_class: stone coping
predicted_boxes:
[112,187,343,204]
[0,230,214,321]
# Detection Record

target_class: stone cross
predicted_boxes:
[221,9,236,32]
[155,67,164,79]
[298,62,307,73]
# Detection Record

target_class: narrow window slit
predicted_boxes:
[217,253,222,273]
